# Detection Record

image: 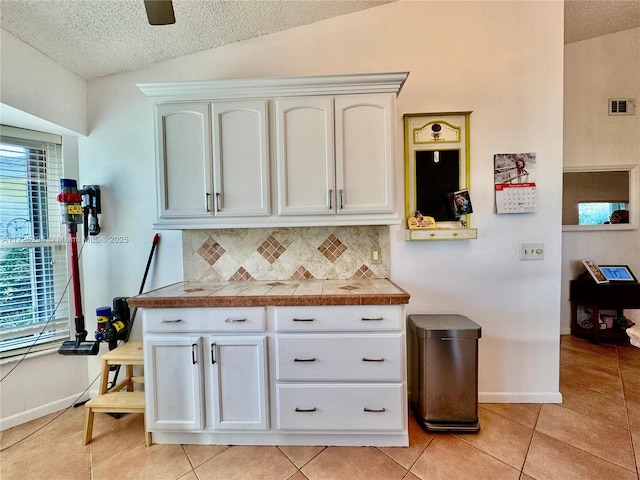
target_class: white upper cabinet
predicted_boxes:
[276,97,335,215]
[276,94,394,216]
[335,94,394,214]
[139,72,408,228]
[212,100,270,217]
[156,103,213,220]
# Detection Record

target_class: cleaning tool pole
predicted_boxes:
[70,231,83,322]
[125,233,160,343]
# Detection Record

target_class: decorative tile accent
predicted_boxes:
[340,285,360,291]
[318,234,347,263]
[257,235,286,264]
[197,238,225,265]
[183,226,390,282]
[230,267,254,282]
[184,287,205,293]
[291,266,315,280]
[351,264,376,280]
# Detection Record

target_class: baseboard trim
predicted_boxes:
[0,389,97,431]
[479,392,563,403]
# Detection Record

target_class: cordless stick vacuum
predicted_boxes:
[57,179,100,355]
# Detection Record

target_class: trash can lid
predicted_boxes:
[409,314,481,339]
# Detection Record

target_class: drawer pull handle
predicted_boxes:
[210,343,217,364]
[364,407,386,413]
[292,318,315,322]
[361,317,383,321]
[225,318,247,323]
[295,407,317,413]
[362,357,385,362]
[294,357,317,362]
[160,319,183,323]
[191,344,198,365]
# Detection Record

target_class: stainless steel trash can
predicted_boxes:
[409,314,481,432]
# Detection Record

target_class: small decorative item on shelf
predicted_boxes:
[408,211,436,230]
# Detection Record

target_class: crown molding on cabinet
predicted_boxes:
[137,71,409,103]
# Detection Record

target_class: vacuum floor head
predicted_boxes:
[58,340,100,355]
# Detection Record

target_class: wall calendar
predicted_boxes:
[494,152,537,214]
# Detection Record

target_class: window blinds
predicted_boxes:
[0,126,70,358]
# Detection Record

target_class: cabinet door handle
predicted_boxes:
[210,343,216,364]
[225,318,247,323]
[160,318,183,323]
[292,318,315,322]
[206,193,211,212]
[339,189,344,209]
[362,357,385,362]
[295,407,317,412]
[361,317,383,322]
[294,357,316,362]
[328,189,333,210]
[191,343,198,365]
[364,407,386,413]
[215,192,221,212]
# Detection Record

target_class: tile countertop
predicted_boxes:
[127,279,410,308]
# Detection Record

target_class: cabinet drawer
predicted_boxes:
[143,307,265,332]
[275,334,403,381]
[273,305,402,332]
[276,384,404,431]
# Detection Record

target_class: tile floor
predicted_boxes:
[1,335,638,480]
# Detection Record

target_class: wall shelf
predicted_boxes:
[406,228,478,241]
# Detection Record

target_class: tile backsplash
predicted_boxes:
[183,226,390,282]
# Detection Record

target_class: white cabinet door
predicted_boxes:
[212,100,270,217]
[335,94,394,214]
[275,97,335,215]
[144,335,204,431]
[156,103,213,219]
[206,336,268,430]
[276,94,394,216]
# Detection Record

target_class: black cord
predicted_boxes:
[0,369,101,452]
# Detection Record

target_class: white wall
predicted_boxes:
[0,30,87,136]
[0,31,90,427]
[81,0,564,403]
[1,1,566,427]
[561,27,640,331]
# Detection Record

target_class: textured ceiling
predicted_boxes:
[565,0,640,44]
[0,0,395,80]
[0,0,639,81]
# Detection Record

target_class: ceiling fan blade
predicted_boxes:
[144,0,175,26]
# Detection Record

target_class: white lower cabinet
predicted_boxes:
[144,335,205,431]
[143,304,407,445]
[273,305,407,438]
[143,308,268,434]
[206,336,268,430]
[276,384,404,431]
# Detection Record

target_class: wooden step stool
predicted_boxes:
[83,341,152,446]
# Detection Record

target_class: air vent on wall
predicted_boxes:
[608,98,636,116]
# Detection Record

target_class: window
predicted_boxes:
[578,201,629,225]
[0,126,69,358]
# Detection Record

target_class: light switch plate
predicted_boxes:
[519,243,544,260]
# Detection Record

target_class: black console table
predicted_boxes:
[570,274,640,344]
